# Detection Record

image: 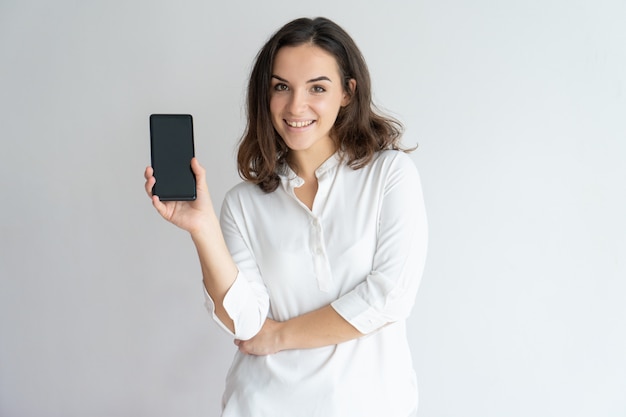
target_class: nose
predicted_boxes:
[287,89,308,114]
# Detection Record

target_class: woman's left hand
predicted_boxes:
[234,319,284,356]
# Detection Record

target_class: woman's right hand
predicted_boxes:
[144,157,216,235]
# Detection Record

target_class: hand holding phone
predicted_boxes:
[149,114,196,201]
[144,157,215,235]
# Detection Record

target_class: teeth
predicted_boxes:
[286,120,313,128]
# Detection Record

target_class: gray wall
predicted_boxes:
[1,1,624,416]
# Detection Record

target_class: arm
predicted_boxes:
[190,218,238,333]
[237,153,428,355]
[145,158,238,332]
[235,305,362,355]
[331,153,428,334]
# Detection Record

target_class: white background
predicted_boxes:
[1,1,625,416]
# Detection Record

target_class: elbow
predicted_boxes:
[233,317,265,341]
[231,298,270,341]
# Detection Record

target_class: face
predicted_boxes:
[269,44,353,159]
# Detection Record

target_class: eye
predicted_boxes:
[311,85,326,93]
[273,83,289,92]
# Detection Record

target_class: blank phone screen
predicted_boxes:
[149,114,196,201]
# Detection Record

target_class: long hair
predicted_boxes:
[237,17,409,193]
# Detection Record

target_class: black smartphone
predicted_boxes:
[149,114,196,201]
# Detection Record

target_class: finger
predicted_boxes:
[237,343,252,355]
[151,195,168,218]
[234,339,247,354]
[144,166,154,180]
[144,167,156,197]
[190,158,208,188]
[145,177,155,196]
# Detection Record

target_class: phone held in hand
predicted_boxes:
[149,114,196,201]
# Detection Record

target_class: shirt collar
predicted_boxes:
[279,151,342,190]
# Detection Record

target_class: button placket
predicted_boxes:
[310,215,332,292]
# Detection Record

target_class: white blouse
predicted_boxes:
[205,150,428,417]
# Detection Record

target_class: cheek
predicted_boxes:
[270,97,284,132]
[269,96,283,120]
[314,97,343,120]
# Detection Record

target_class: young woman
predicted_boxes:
[145,17,427,417]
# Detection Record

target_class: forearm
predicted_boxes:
[191,212,238,333]
[235,304,364,355]
[279,305,363,350]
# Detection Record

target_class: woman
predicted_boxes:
[145,17,427,417]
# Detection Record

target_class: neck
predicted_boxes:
[288,141,337,179]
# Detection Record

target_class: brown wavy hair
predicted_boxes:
[237,17,410,193]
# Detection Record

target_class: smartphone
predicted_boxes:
[149,114,196,201]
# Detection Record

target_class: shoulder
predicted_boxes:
[226,180,262,197]
[367,150,422,194]
[220,182,267,226]
[370,149,419,175]
[222,181,268,210]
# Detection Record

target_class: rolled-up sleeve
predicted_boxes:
[203,193,270,340]
[331,153,428,334]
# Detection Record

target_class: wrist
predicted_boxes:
[275,320,291,352]
[189,212,220,241]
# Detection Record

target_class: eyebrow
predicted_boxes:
[271,75,332,83]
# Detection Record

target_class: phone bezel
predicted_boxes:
[149,114,197,201]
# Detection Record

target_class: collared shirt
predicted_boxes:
[205,150,428,417]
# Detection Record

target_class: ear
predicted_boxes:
[341,79,357,106]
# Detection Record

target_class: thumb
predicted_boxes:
[191,157,207,187]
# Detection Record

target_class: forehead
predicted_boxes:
[272,44,341,79]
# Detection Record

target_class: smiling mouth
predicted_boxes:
[285,120,315,128]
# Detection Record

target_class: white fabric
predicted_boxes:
[204,150,428,417]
